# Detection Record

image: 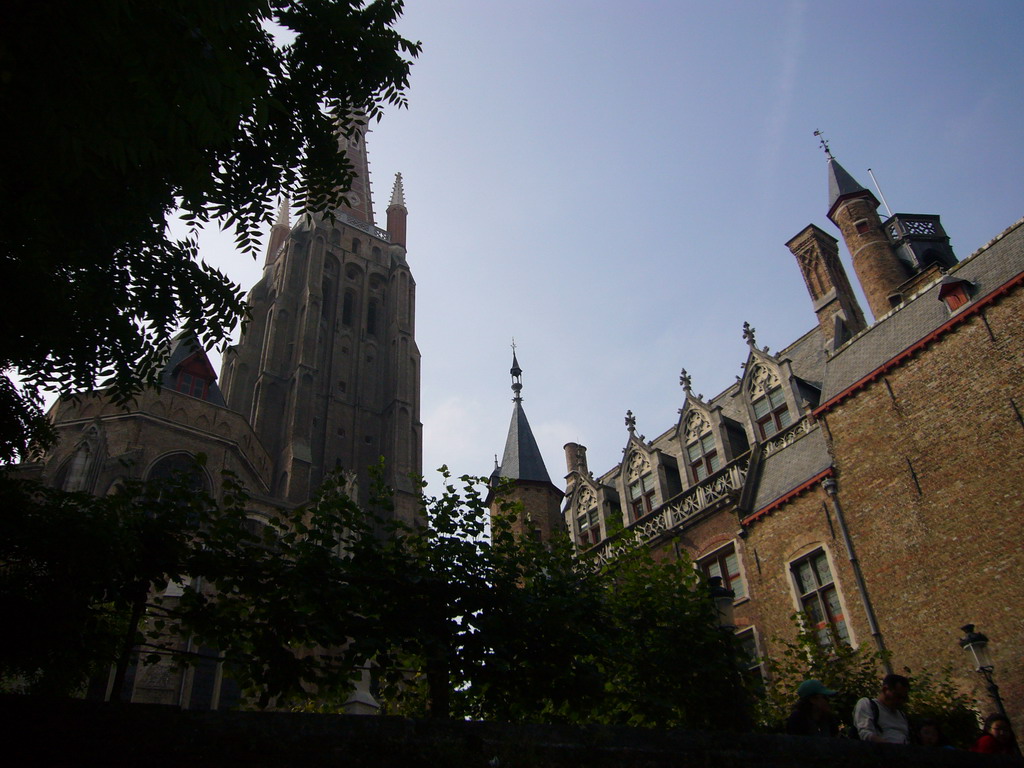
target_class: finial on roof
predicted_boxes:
[275,197,290,228]
[389,172,406,208]
[743,321,757,348]
[494,454,499,470]
[814,129,833,160]
[679,367,692,395]
[625,410,636,434]
[510,340,523,402]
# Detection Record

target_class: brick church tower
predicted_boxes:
[220,127,422,523]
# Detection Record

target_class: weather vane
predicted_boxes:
[814,129,833,159]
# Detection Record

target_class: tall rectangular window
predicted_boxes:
[791,549,849,646]
[628,473,656,520]
[686,433,720,481]
[753,385,792,439]
[700,544,746,600]
[576,506,600,548]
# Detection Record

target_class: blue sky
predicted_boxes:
[203,0,1024,491]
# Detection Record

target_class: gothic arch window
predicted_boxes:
[330,229,342,246]
[749,363,791,440]
[345,263,361,281]
[683,410,719,482]
[625,449,655,522]
[351,238,361,254]
[372,245,382,259]
[146,452,211,494]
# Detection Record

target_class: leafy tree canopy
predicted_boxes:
[0,0,420,461]
[1,465,751,728]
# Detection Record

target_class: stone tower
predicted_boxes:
[220,128,422,523]
[487,351,564,541]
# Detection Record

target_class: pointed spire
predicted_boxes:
[510,339,523,402]
[496,348,551,483]
[275,196,291,228]
[827,157,878,222]
[389,172,406,209]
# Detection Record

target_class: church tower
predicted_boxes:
[487,351,565,542]
[220,127,422,523]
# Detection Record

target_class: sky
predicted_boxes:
[199,0,1024,493]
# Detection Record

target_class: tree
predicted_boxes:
[0,0,420,461]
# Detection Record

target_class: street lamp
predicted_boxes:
[707,575,736,632]
[959,624,1015,738]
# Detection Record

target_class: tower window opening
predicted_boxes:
[854,219,871,234]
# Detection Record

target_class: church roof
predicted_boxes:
[498,400,552,483]
[160,332,226,406]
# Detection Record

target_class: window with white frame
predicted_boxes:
[700,544,746,600]
[790,549,849,646]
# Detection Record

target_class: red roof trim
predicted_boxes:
[741,467,833,526]
[814,269,1024,417]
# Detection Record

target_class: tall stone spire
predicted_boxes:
[386,172,407,248]
[487,348,565,542]
[336,122,375,225]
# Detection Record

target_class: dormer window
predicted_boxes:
[938,276,972,313]
[173,351,216,401]
[687,433,720,481]
[176,371,209,399]
[628,473,655,520]
[577,506,600,548]
[753,385,791,439]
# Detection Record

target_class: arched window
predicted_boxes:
[683,410,719,481]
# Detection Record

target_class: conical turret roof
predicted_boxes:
[495,351,551,483]
[827,157,878,220]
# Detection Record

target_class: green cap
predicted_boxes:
[798,679,838,698]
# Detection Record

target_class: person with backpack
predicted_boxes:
[854,673,911,744]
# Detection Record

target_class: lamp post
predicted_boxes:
[959,623,1018,753]
[707,575,736,632]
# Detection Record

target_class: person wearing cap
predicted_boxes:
[786,679,841,737]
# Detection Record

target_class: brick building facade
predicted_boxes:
[547,156,1024,726]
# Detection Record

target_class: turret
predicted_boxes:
[487,349,565,542]
[826,156,910,320]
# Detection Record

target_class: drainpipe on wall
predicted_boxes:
[822,477,893,675]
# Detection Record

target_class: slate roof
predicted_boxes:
[827,157,876,218]
[820,217,1024,404]
[497,400,552,483]
[750,425,833,514]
